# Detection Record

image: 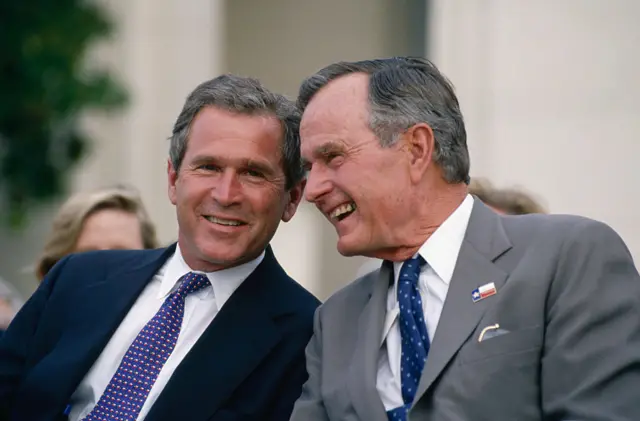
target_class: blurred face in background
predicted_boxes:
[37,186,158,281]
[168,106,303,272]
[75,208,145,252]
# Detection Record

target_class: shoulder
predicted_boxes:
[279,274,322,317]
[495,213,634,278]
[58,247,170,274]
[317,269,381,319]
[256,248,321,320]
[43,247,173,291]
[501,213,625,247]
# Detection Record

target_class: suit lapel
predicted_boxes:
[415,200,512,400]
[145,247,287,421]
[54,246,175,410]
[347,262,391,421]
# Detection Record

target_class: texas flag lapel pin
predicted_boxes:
[471,282,497,303]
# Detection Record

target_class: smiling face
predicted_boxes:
[168,106,303,271]
[300,73,416,257]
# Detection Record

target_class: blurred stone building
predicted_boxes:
[2,0,639,301]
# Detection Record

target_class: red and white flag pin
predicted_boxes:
[471,282,497,303]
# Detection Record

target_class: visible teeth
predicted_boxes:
[330,203,356,219]
[205,216,242,226]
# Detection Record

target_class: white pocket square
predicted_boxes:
[478,324,510,342]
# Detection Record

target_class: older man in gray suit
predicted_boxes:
[290,57,640,421]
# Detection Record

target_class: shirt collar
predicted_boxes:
[158,244,265,311]
[393,194,474,286]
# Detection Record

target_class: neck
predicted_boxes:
[176,238,263,273]
[373,182,468,262]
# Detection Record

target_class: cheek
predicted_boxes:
[355,177,405,223]
[177,177,209,205]
[363,196,394,225]
[347,167,393,203]
[246,187,287,220]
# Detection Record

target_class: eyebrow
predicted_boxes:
[190,155,277,176]
[302,142,345,170]
[241,158,277,176]
[304,141,344,162]
[316,142,343,156]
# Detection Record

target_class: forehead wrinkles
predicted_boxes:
[301,73,371,138]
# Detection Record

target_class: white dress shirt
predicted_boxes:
[69,245,264,421]
[376,194,474,410]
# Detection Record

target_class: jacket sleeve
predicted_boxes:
[542,220,640,420]
[288,307,330,421]
[0,255,73,417]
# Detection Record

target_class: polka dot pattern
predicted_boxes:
[387,403,411,420]
[386,256,429,421]
[82,272,210,421]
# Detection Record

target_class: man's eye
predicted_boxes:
[198,164,221,171]
[245,169,264,178]
[326,153,343,164]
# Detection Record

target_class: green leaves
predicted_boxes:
[0,0,128,228]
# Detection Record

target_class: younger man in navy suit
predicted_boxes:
[0,74,320,421]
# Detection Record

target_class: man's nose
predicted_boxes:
[211,170,243,206]
[304,165,332,203]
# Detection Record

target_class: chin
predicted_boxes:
[201,248,241,263]
[336,238,365,257]
[205,242,264,265]
[337,231,387,258]
[192,243,236,266]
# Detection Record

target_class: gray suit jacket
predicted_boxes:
[290,200,640,421]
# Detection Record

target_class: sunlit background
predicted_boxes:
[1,0,639,303]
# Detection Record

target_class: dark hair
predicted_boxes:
[298,57,470,184]
[170,74,303,189]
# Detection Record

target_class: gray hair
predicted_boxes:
[170,74,303,189]
[298,57,470,184]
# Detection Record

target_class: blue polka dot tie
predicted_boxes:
[387,256,429,421]
[82,272,210,421]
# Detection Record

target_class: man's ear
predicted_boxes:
[282,179,306,222]
[404,123,435,183]
[168,159,178,205]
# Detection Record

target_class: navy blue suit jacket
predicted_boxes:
[0,244,320,421]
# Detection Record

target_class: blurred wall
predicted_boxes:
[429,0,640,261]
[0,204,59,297]
[2,0,638,304]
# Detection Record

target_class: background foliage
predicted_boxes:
[0,0,127,228]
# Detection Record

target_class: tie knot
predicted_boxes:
[399,255,425,286]
[176,272,210,297]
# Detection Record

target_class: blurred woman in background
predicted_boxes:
[469,177,547,215]
[35,184,159,281]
